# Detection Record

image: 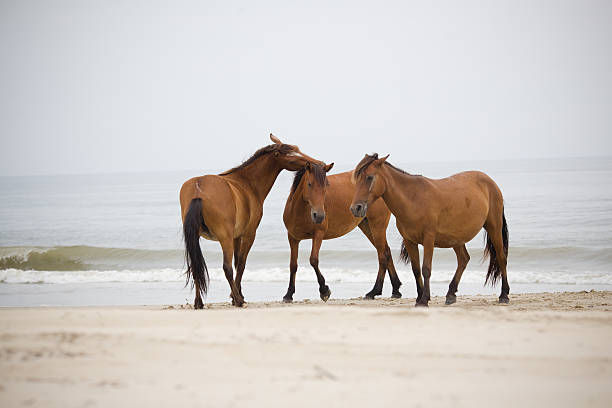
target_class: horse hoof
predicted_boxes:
[445,295,456,305]
[391,292,402,299]
[363,293,376,300]
[194,298,204,309]
[499,296,509,304]
[415,301,429,307]
[282,296,293,303]
[320,287,331,302]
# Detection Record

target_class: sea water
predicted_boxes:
[1,157,611,306]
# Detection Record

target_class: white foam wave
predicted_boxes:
[2,267,611,285]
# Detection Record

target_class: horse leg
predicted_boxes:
[417,235,435,307]
[283,235,300,303]
[358,220,386,299]
[403,240,423,304]
[310,231,331,301]
[230,237,241,301]
[445,245,470,305]
[234,232,256,302]
[219,238,244,307]
[385,245,402,298]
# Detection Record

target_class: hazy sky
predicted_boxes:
[1,0,611,176]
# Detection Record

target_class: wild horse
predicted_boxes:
[350,154,509,307]
[180,134,324,308]
[282,162,402,302]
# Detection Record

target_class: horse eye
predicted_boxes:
[366,175,374,182]
[307,182,312,187]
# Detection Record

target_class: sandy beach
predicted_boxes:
[1,291,611,408]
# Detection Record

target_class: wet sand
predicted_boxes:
[1,291,611,407]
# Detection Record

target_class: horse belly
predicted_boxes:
[436,203,488,247]
[322,208,361,240]
[323,222,359,240]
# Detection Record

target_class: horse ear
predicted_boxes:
[325,162,334,172]
[374,154,389,167]
[270,134,282,144]
[380,154,389,163]
[371,153,379,160]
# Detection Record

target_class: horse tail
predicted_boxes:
[183,198,209,296]
[399,240,411,265]
[484,208,509,286]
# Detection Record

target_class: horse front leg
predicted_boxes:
[417,235,435,307]
[283,234,300,303]
[402,240,423,304]
[357,220,385,299]
[310,231,331,301]
[385,244,402,298]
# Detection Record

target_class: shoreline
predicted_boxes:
[2,280,612,307]
[1,291,611,407]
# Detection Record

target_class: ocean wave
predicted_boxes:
[0,245,611,286]
[1,244,612,271]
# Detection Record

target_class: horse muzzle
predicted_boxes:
[350,202,368,218]
[311,210,326,224]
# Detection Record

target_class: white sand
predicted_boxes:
[1,291,611,407]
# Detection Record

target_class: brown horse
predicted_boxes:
[282,162,402,302]
[179,134,324,308]
[350,154,509,307]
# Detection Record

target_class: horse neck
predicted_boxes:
[287,177,307,210]
[380,165,420,214]
[227,155,282,202]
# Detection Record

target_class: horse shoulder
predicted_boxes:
[322,173,361,238]
[283,194,311,235]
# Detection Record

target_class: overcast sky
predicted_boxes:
[1,0,611,176]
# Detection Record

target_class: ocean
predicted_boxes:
[1,157,611,306]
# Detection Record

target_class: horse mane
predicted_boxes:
[354,153,416,178]
[354,154,379,177]
[219,143,294,175]
[290,163,327,193]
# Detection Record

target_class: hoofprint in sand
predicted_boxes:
[1,291,611,408]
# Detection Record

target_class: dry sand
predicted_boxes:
[1,291,611,408]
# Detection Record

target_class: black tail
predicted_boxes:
[183,198,209,296]
[483,209,509,286]
[399,241,411,265]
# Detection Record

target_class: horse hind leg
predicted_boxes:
[234,232,256,301]
[219,237,244,307]
[445,245,470,305]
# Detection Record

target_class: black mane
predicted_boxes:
[290,163,327,193]
[354,153,415,177]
